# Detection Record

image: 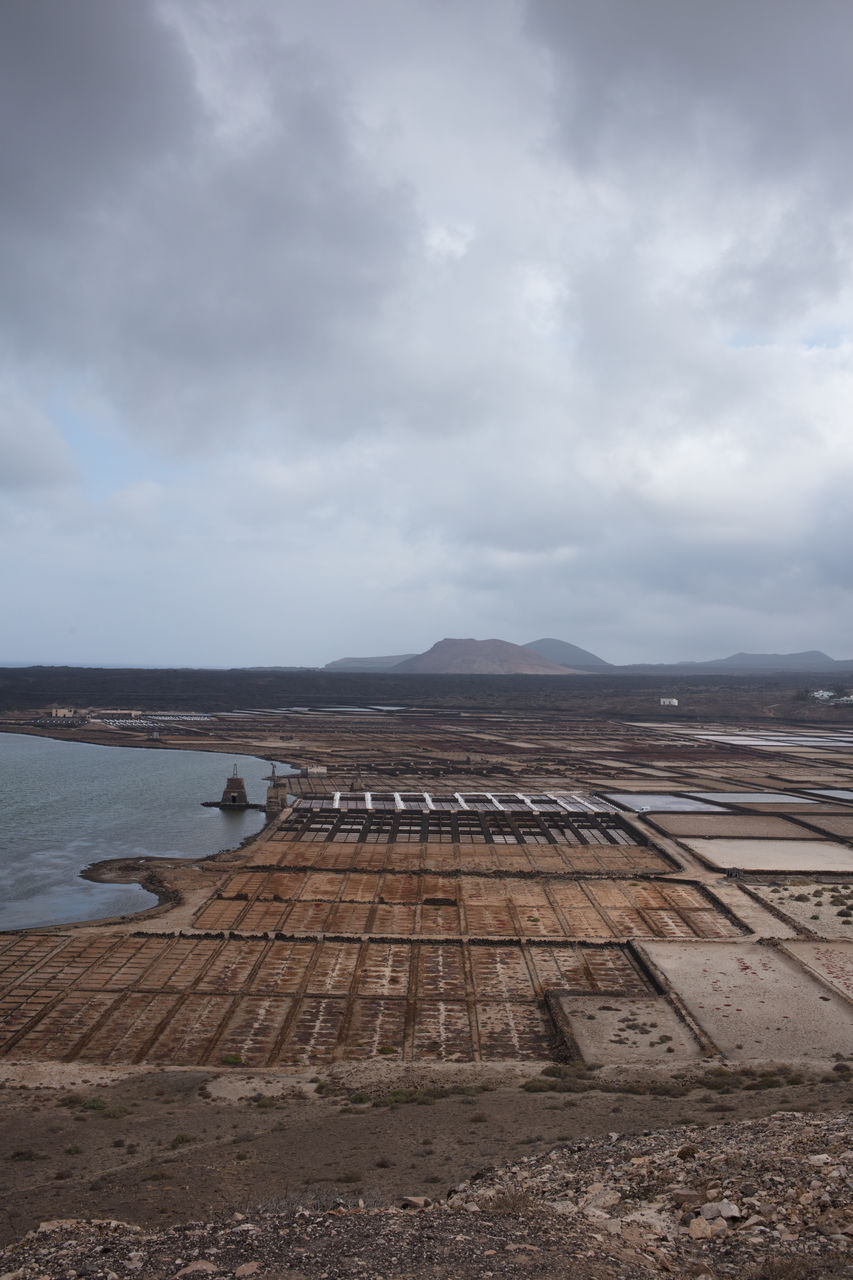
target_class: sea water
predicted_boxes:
[0,733,292,930]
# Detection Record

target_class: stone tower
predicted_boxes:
[220,765,249,807]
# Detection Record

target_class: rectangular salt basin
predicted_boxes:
[808,790,853,801]
[640,941,853,1060]
[652,814,805,839]
[781,941,853,1001]
[604,793,727,813]
[556,994,702,1065]
[682,838,853,872]
[692,734,779,746]
[689,792,817,805]
[801,816,853,839]
[693,733,853,749]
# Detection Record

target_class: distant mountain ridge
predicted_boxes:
[677,650,842,672]
[524,638,611,670]
[391,638,579,675]
[323,640,853,675]
[627,650,853,674]
[324,654,416,673]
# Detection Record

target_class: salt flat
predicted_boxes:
[640,940,853,1060]
[554,993,703,1065]
[682,836,853,872]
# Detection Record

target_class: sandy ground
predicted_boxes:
[751,879,853,935]
[2,1058,853,1251]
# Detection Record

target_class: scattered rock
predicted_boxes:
[700,1200,740,1221]
[2,1110,852,1279]
[399,1196,432,1210]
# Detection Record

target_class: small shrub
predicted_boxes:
[744,1258,843,1279]
[372,1086,448,1108]
[521,1078,554,1094]
[314,1080,344,1096]
[480,1187,538,1215]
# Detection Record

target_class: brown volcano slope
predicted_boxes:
[393,637,579,675]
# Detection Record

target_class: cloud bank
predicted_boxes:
[3,0,852,665]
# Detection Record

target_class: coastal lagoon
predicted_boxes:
[0,734,292,930]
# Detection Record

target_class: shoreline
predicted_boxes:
[0,719,293,760]
[0,730,291,934]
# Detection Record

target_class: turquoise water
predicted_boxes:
[0,734,292,930]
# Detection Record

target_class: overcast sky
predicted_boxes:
[3,0,853,667]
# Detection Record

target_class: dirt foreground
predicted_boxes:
[1,1060,853,1278]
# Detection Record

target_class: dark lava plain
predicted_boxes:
[1,664,851,722]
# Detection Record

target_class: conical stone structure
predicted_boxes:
[220,765,248,807]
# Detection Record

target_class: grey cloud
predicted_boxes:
[0,1,196,229]
[710,212,850,333]
[528,1,853,332]
[0,1,415,448]
[3,0,852,665]
[527,0,853,185]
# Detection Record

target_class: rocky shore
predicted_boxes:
[3,1109,852,1280]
